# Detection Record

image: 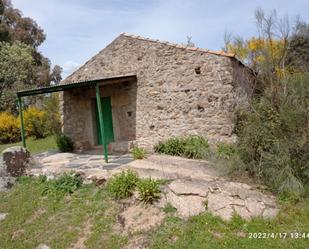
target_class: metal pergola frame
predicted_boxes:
[16,75,137,163]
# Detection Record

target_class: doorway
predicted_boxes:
[95,96,115,144]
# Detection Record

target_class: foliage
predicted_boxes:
[50,65,63,84]
[0,0,45,47]
[107,170,139,199]
[42,172,83,196]
[55,133,74,152]
[216,143,236,160]
[223,9,309,197]
[286,22,309,72]
[0,176,126,249]
[24,106,47,139]
[136,178,161,204]
[0,42,35,113]
[183,135,210,159]
[42,93,62,135]
[154,135,210,159]
[162,203,177,213]
[0,0,63,113]
[0,111,20,143]
[131,146,146,159]
[235,73,309,196]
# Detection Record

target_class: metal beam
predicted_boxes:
[95,84,108,163]
[17,97,26,148]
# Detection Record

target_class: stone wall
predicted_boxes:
[61,34,254,151]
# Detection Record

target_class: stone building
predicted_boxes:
[60,33,255,152]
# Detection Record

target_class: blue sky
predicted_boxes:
[13,0,309,77]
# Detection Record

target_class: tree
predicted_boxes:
[286,21,309,72]
[0,0,63,112]
[0,41,35,113]
[50,65,63,85]
[0,0,45,47]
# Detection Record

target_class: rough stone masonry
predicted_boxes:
[61,33,255,151]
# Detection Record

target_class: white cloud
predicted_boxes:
[62,61,80,78]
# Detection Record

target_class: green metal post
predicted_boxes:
[18,97,26,148]
[95,84,108,163]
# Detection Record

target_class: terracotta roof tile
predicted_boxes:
[121,33,235,58]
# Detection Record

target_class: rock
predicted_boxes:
[207,192,235,211]
[36,244,51,249]
[0,213,8,221]
[0,146,30,177]
[166,190,206,218]
[95,177,106,186]
[245,198,265,216]
[168,179,210,197]
[0,176,16,191]
[233,206,251,220]
[214,207,234,221]
[262,207,280,219]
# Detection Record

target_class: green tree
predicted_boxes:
[0,0,45,47]
[286,21,309,72]
[0,41,35,112]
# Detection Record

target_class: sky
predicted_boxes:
[12,0,309,78]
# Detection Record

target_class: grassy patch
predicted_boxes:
[0,135,57,154]
[0,176,308,249]
[0,177,126,249]
[149,199,309,249]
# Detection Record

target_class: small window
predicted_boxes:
[127,111,132,117]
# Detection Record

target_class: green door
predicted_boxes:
[95,96,114,144]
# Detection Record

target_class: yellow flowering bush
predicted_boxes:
[24,107,47,139]
[0,112,20,143]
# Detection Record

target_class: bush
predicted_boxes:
[136,178,161,204]
[43,172,83,195]
[0,112,20,143]
[132,147,146,159]
[216,143,236,160]
[234,74,309,196]
[56,133,74,152]
[154,135,210,159]
[107,170,139,199]
[154,137,186,156]
[183,135,210,159]
[24,107,47,139]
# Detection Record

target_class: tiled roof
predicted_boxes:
[121,33,235,58]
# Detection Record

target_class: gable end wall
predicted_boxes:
[61,35,253,150]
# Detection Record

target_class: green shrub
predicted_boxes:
[56,133,74,152]
[136,178,161,204]
[234,74,309,196]
[43,172,83,195]
[216,143,236,159]
[162,202,177,213]
[132,147,146,159]
[24,107,47,139]
[183,135,210,159]
[0,112,20,143]
[107,170,139,199]
[154,135,210,159]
